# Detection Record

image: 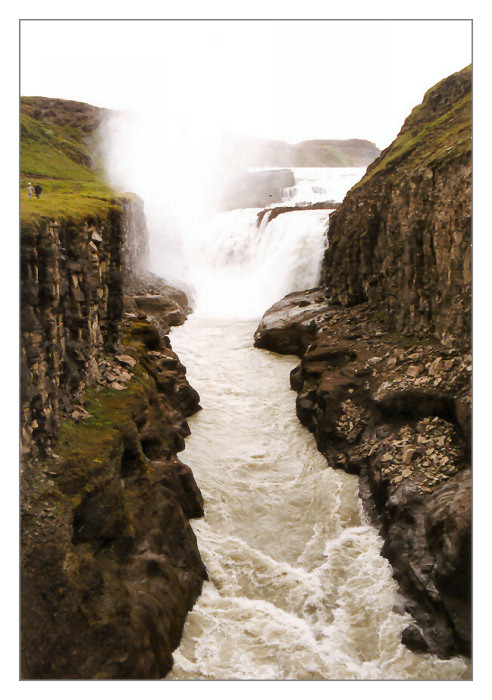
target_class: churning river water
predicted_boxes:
[144,167,470,680]
[168,316,470,680]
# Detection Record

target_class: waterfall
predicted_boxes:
[174,167,366,317]
[183,207,330,318]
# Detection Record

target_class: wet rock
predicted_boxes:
[401,624,429,653]
[256,200,340,228]
[132,294,187,327]
[254,289,327,355]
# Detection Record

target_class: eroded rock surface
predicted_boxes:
[256,201,340,229]
[21,309,206,679]
[255,294,471,657]
[321,66,471,343]
[21,202,206,679]
[254,289,326,355]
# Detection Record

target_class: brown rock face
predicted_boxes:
[21,317,206,679]
[21,200,206,678]
[254,67,471,659]
[20,209,124,457]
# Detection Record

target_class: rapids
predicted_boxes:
[168,317,470,680]
[164,168,471,680]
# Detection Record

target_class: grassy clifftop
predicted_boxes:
[355,65,471,189]
[20,96,118,224]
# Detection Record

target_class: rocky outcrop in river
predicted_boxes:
[254,66,471,659]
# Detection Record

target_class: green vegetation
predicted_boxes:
[49,361,152,498]
[46,321,159,500]
[354,66,471,190]
[20,97,118,225]
[292,142,348,167]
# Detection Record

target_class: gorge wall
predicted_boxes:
[321,66,471,342]
[255,66,472,659]
[20,99,207,679]
[21,208,123,456]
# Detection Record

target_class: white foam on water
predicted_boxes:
[168,317,471,680]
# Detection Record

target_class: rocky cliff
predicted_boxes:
[321,66,471,342]
[254,66,472,659]
[20,98,207,678]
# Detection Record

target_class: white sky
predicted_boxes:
[20,18,471,149]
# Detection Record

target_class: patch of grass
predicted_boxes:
[353,66,471,190]
[20,188,119,226]
[50,364,153,496]
[20,99,118,225]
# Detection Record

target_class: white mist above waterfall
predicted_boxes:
[102,111,364,316]
[101,109,228,291]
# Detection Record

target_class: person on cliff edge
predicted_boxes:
[26,183,34,198]
[34,184,43,199]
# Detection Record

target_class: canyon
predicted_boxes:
[20,63,472,679]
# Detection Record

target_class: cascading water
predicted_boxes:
[162,169,470,680]
[173,167,366,318]
[183,206,330,318]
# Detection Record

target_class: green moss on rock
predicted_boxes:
[355,65,471,190]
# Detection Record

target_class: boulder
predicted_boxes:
[254,289,327,355]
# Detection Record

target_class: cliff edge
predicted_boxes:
[254,66,472,659]
[20,98,207,678]
[322,66,471,342]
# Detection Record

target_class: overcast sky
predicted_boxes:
[20,19,471,150]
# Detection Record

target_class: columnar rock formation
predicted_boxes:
[255,66,471,659]
[21,210,123,456]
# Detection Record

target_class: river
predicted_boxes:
[164,168,471,680]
